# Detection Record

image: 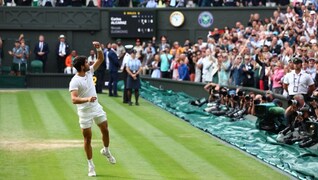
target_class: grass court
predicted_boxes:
[0,89,289,179]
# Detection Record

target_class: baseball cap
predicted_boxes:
[124,44,133,50]
[59,34,65,39]
[136,38,141,43]
[293,57,303,64]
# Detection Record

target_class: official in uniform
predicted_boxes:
[283,57,315,100]
[120,45,133,103]
[126,49,142,106]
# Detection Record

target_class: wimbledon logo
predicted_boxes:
[198,11,213,28]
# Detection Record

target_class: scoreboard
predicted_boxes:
[109,11,156,38]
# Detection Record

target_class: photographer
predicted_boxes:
[276,94,314,144]
[204,82,220,103]
[226,89,248,119]
[285,94,309,128]
[278,94,310,137]
[308,95,318,119]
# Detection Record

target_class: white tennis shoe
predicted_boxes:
[100,148,116,164]
[88,164,96,177]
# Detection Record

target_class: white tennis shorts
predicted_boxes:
[77,103,107,129]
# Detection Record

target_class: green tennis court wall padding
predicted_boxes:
[0,75,25,88]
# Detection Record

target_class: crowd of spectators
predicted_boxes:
[1,0,311,7]
[127,5,318,98]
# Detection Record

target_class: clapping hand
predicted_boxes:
[92,41,100,49]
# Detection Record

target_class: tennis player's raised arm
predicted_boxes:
[92,41,105,71]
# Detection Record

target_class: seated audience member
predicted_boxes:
[64,50,77,74]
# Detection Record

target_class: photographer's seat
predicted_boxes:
[31,60,43,73]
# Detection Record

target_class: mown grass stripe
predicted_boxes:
[57,91,141,178]
[16,92,49,138]
[0,93,25,139]
[102,93,288,179]
[126,101,280,179]
[96,121,162,179]
[101,103,198,179]
[45,91,79,135]
[134,103,288,179]
[30,91,74,138]
[102,97,230,179]
[0,150,34,179]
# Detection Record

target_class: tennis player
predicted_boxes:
[69,41,116,177]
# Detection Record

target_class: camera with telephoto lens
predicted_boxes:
[237,91,244,97]
[254,99,261,105]
[288,99,299,106]
[299,121,318,148]
[219,87,228,96]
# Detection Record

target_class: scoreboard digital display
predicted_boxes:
[109,11,156,38]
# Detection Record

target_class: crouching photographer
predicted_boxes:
[297,95,318,148]
[277,94,315,145]
[204,86,230,115]
[224,89,252,120]
[190,83,220,107]
[203,82,220,103]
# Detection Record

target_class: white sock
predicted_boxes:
[88,159,94,166]
[104,147,109,152]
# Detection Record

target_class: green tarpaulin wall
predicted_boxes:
[140,81,318,180]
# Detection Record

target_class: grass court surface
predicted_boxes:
[0,89,288,179]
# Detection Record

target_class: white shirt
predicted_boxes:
[87,55,97,65]
[69,66,97,110]
[283,70,314,95]
[120,53,131,71]
[194,58,203,82]
[59,42,66,56]
[201,56,213,82]
[39,42,43,52]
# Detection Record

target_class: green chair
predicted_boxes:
[31,60,43,73]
